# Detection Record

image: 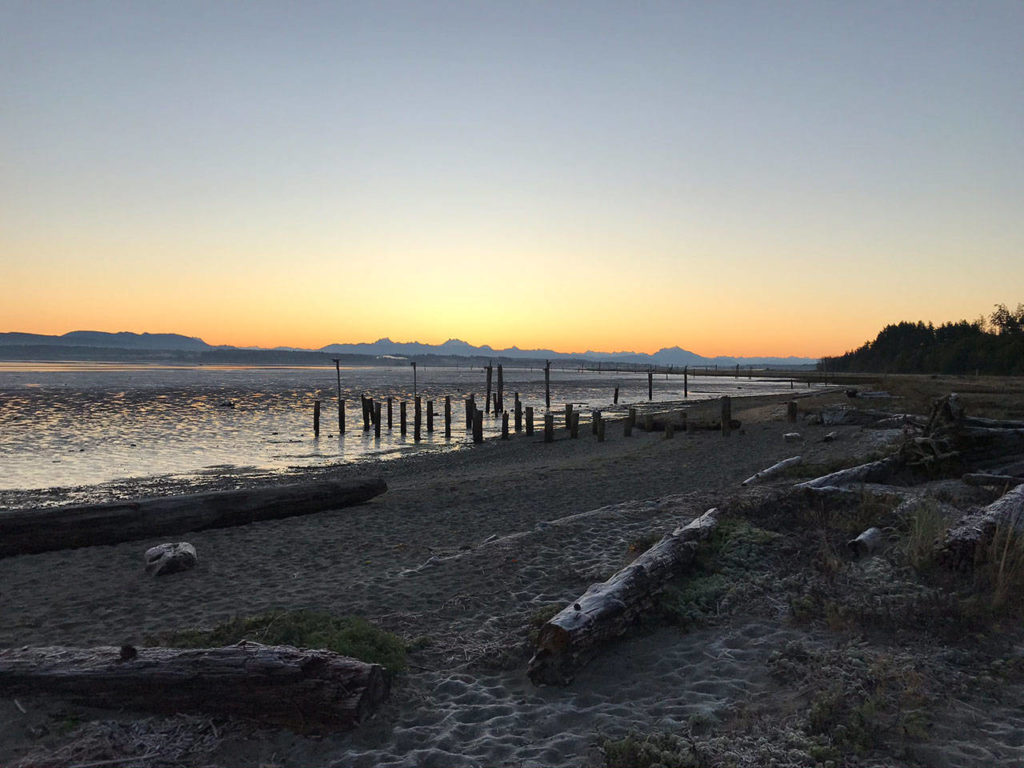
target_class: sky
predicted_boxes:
[1,1,1022,357]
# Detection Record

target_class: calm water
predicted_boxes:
[0,362,799,490]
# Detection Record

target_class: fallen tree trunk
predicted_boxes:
[795,455,903,490]
[0,642,389,732]
[936,484,1024,569]
[742,456,802,486]
[528,508,719,686]
[0,478,387,558]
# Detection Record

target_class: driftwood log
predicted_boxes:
[0,642,389,732]
[0,478,387,558]
[795,455,903,491]
[528,508,719,686]
[936,484,1024,569]
[742,456,802,486]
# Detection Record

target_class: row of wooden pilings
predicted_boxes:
[311,393,802,443]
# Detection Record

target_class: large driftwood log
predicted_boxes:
[936,484,1024,569]
[795,455,903,490]
[0,478,387,558]
[0,642,389,732]
[742,456,802,486]
[528,509,719,686]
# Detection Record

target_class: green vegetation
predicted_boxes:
[158,609,408,673]
[658,518,779,628]
[600,731,706,768]
[821,303,1024,375]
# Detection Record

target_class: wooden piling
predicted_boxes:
[473,409,483,444]
[400,401,407,436]
[648,369,653,400]
[466,396,474,429]
[426,400,434,433]
[362,396,371,431]
[501,412,509,440]
[485,364,493,414]
[544,361,551,409]
[684,366,688,398]
[497,364,503,413]
[514,394,522,433]
[591,409,600,435]
[313,400,321,438]
[374,402,381,438]
[444,396,451,438]
[414,397,422,442]
[333,360,344,434]
[735,363,740,379]
[597,415,605,442]
[570,411,580,439]
[387,397,393,429]
[525,406,534,436]
[787,400,798,423]
[493,392,499,416]
[721,396,732,437]
[613,386,619,404]
[565,403,573,430]
[544,414,553,443]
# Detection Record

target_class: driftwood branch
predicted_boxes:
[528,508,719,686]
[0,642,388,732]
[742,456,802,486]
[0,478,387,558]
[936,484,1024,569]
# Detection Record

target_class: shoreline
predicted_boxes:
[0,390,832,512]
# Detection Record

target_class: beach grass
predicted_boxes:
[156,609,408,673]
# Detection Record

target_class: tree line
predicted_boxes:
[820,304,1024,375]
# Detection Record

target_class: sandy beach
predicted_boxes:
[2,390,1023,767]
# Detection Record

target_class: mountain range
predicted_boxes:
[0,331,818,367]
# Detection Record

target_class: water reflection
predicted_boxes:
[0,364,802,490]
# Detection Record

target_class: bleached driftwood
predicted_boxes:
[821,406,920,428]
[742,456,802,486]
[795,456,903,490]
[0,478,387,558]
[528,508,719,686]
[936,484,1024,569]
[0,642,389,732]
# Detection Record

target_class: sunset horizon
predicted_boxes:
[3,2,1021,363]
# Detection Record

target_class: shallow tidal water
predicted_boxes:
[0,362,799,491]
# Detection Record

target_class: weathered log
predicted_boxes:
[0,642,388,732]
[528,508,719,686]
[821,406,920,428]
[741,456,802,486]
[962,473,1024,488]
[936,484,1024,569]
[0,478,387,558]
[795,455,903,490]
